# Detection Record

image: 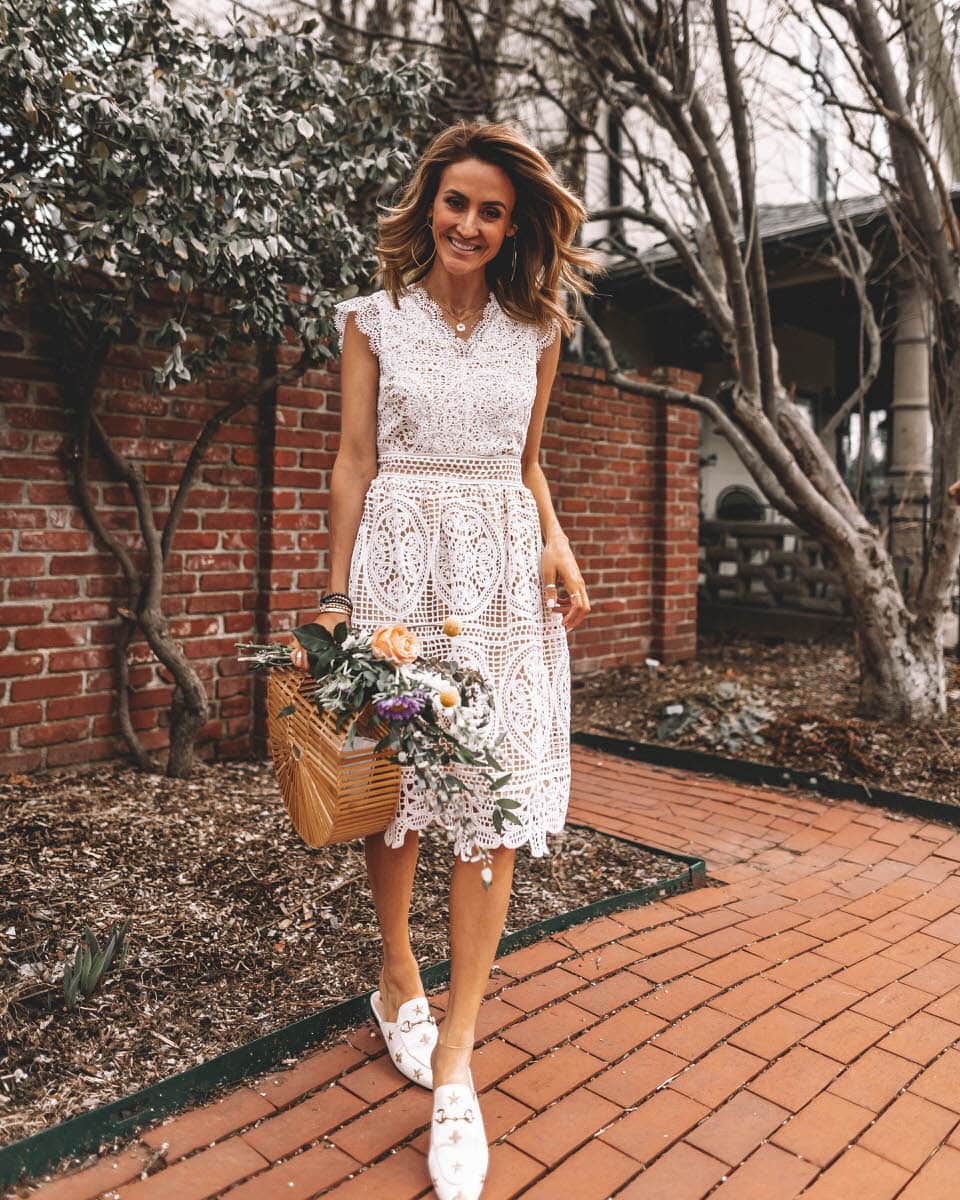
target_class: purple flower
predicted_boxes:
[374,690,426,721]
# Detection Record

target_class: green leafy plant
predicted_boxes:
[0,0,440,777]
[702,681,775,753]
[655,680,775,752]
[656,699,701,741]
[2,0,440,387]
[63,917,132,1010]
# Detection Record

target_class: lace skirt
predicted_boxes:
[346,451,571,859]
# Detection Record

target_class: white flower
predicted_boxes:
[414,669,449,693]
[480,866,493,885]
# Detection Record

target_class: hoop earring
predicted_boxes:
[509,236,518,282]
[411,220,436,270]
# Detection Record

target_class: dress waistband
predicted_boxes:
[376,453,523,483]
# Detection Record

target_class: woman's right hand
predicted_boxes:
[287,611,351,673]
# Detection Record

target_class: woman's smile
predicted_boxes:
[448,235,481,255]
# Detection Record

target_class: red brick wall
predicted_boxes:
[540,363,701,672]
[651,389,701,660]
[0,313,700,774]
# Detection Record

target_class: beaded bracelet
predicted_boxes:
[318,590,353,612]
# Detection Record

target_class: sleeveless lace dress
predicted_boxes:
[333,283,570,861]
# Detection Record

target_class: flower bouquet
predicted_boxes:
[236,617,519,886]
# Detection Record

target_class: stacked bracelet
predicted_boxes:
[317,591,353,614]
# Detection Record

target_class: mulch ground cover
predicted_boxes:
[0,759,682,1145]
[571,631,960,805]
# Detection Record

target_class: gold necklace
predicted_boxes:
[422,285,488,333]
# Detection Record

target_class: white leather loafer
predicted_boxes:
[370,990,437,1089]
[428,1067,488,1200]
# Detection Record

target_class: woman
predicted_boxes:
[289,119,600,1199]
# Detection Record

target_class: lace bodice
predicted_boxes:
[333,285,560,461]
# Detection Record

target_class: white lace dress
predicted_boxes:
[333,283,570,861]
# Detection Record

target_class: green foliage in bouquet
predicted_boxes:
[237,619,522,869]
[298,620,511,768]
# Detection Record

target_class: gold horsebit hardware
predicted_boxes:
[434,1106,476,1124]
[399,1015,437,1033]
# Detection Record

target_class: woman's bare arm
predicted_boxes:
[289,311,378,666]
[521,331,565,544]
[322,311,379,598]
[520,330,591,630]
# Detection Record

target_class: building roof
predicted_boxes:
[604,191,890,277]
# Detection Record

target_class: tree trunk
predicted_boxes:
[166,678,211,777]
[838,546,946,721]
[138,607,210,778]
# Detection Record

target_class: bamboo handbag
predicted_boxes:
[266,668,402,847]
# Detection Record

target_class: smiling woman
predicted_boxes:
[289,119,604,1200]
[376,121,599,335]
[427,161,517,297]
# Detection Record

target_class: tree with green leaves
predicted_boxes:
[1,0,440,775]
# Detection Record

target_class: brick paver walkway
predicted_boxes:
[22,745,960,1199]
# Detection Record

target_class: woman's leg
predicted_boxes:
[431,844,517,1086]
[364,829,424,1020]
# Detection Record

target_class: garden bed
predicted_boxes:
[0,758,684,1145]
[571,632,960,806]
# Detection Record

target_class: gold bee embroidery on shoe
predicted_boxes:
[449,1129,462,1144]
[413,1067,423,1079]
[420,1033,430,1045]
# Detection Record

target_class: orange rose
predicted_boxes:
[370,622,421,665]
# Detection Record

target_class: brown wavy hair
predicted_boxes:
[376,120,604,339]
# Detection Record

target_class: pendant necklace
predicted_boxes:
[423,286,488,334]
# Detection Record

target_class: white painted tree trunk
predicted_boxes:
[836,545,947,721]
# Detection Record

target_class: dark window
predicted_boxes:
[717,486,765,522]
[812,129,829,203]
[607,110,624,244]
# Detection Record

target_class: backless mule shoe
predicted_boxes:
[428,1066,488,1200]
[370,990,437,1088]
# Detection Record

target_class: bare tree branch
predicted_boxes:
[821,224,883,441]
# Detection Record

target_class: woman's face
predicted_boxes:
[428,157,517,280]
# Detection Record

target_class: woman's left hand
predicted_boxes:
[541,535,591,630]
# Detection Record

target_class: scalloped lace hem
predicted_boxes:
[382,803,568,861]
